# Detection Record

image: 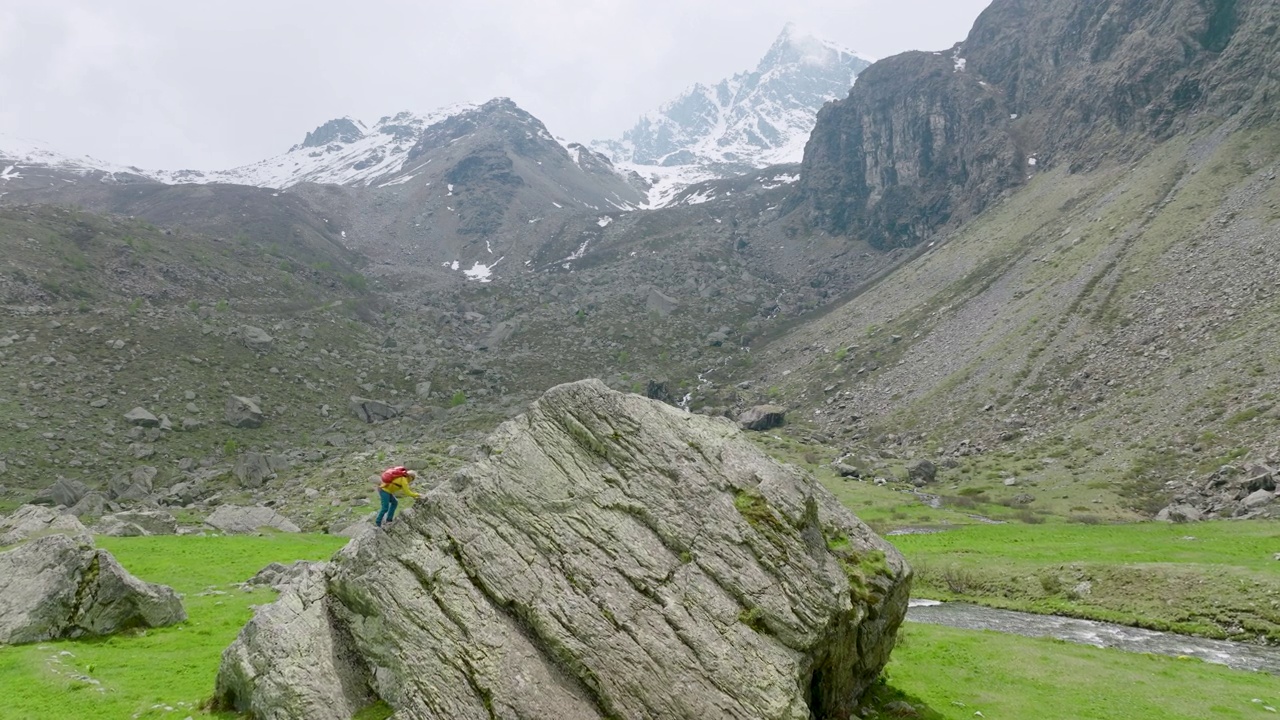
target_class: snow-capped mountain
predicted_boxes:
[148,105,480,188]
[0,133,150,192]
[594,24,873,206]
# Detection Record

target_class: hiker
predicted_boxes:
[376,465,420,528]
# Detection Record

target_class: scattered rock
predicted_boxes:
[240,326,274,353]
[737,404,786,431]
[1156,504,1204,523]
[108,466,156,502]
[645,286,680,316]
[907,459,937,486]
[49,478,89,508]
[212,380,909,720]
[0,534,186,644]
[0,505,90,546]
[233,453,275,488]
[415,381,432,398]
[244,561,318,592]
[66,491,107,518]
[225,396,264,429]
[205,506,301,534]
[94,510,178,537]
[123,407,159,427]
[348,396,400,424]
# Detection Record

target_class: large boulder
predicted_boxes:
[108,465,158,502]
[226,396,265,429]
[0,505,90,546]
[0,534,186,644]
[349,396,400,424]
[213,380,910,720]
[738,404,787,431]
[206,506,301,534]
[95,510,179,537]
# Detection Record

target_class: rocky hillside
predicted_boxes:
[797,0,1280,249]
[595,24,873,206]
[717,0,1280,519]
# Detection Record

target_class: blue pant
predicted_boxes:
[376,490,398,526]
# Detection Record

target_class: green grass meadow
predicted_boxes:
[1,524,1278,719]
[894,520,1280,641]
[0,534,347,720]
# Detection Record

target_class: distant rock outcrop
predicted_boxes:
[213,380,910,720]
[798,0,1280,248]
[0,534,186,644]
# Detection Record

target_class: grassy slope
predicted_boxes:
[0,535,347,720]
[751,126,1280,520]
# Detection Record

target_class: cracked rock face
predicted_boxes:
[0,534,187,645]
[214,379,911,720]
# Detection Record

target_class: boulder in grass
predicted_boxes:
[205,505,301,534]
[212,380,910,720]
[0,534,186,644]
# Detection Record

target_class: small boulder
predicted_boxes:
[240,326,274,353]
[124,407,160,428]
[907,459,938,486]
[244,561,318,592]
[225,396,264,429]
[0,534,186,644]
[1156,504,1204,523]
[233,453,275,489]
[737,404,786,431]
[0,505,90,546]
[645,287,679,316]
[1242,489,1275,510]
[49,477,89,508]
[66,491,108,518]
[349,396,400,424]
[205,505,300,534]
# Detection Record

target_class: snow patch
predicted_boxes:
[596,216,613,227]
[376,174,416,188]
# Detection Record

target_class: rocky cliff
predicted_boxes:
[798,0,1280,248]
[213,380,910,720]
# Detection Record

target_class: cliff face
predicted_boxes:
[799,0,1280,248]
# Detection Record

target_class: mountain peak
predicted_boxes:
[593,24,873,204]
[298,117,365,149]
[769,23,863,67]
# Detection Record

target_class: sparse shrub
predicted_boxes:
[1069,514,1102,525]
[450,391,467,407]
[223,439,239,456]
[1039,573,1064,594]
[940,564,978,594]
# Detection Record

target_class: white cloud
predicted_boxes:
[0,0,992,169]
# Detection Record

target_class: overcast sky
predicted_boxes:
[0,0,992,171]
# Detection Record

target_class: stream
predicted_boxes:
[906,600,1280,674]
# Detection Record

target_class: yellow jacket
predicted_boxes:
[380,475,420,498]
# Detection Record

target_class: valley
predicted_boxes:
[1,0,1279,718]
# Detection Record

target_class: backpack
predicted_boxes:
[380,466,409,485]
